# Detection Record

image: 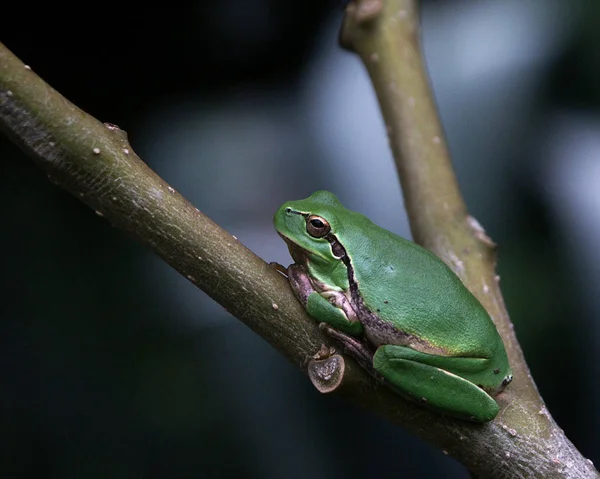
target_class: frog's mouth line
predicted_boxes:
[278,230,344,266]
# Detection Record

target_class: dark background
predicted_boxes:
[2,1,600,477]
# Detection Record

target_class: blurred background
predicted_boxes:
[2,0,600,477]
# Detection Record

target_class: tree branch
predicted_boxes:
[0,20,595,479]
[340,0,598,477]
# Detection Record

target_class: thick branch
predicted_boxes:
[0,42,336,369]
[340,0,597,477]
[0,33,596,479]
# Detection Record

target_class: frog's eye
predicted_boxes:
[306,215,330,238]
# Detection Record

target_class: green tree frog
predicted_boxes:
[274,191,512,422]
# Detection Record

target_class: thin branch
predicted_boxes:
[0,28,595,479]
[340,0,598,477]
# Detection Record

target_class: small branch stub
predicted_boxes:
[307,345,346,393]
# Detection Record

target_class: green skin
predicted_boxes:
[274,191,512,422]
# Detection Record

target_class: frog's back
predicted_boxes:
[337,211,500,358]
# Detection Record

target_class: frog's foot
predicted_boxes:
[319,323,383,382]
[373,345,500,422]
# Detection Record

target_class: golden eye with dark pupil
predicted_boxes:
[306,215,330,238]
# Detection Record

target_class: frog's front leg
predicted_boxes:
[373,345,500,422]
[286,264,363,335]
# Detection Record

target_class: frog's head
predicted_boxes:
[274,191,349,288]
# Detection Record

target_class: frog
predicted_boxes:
[273,190,512,422]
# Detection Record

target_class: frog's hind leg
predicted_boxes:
[319,324,383,382]
[373,345,500,422]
